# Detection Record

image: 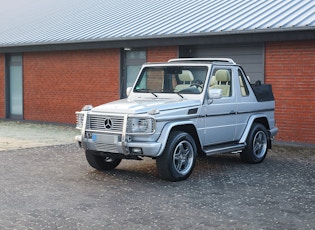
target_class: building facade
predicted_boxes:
[0,0,315,145]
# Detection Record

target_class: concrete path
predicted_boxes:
[0,121,79,151]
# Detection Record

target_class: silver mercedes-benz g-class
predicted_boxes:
[76,58,278,181]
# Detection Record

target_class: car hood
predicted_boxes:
[91,98,201,114]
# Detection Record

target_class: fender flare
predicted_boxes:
[239,114,269,144]
[155,120,196,157]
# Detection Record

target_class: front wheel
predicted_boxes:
[85,150,121,170]
[156,131,197,181]
[241,123,268,164]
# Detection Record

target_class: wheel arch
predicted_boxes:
[254,117,270,130]
[156,121,202,157]
[239,115,271,145]
[171,124,202,155]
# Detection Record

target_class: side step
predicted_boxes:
[204,143,246,156]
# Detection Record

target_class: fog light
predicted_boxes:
[130,147,143,154]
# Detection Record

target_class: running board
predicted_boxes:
[204,143,246,156]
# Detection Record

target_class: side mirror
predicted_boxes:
[208,88,222,99]
[126,87,132,97]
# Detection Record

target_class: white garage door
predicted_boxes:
[188,43,264,83]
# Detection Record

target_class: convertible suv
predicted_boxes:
[76,58,278,181]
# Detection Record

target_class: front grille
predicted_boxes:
[87,114,124,133]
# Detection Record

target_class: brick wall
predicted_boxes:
[23,49,120,124]
[147,46,178,62]
[0,54,4,118]
[146,46,178,89]
[3,46,177,124]
[265,40,315,144]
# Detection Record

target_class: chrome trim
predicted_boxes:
[204,143,246,156]
[75,111,85,129]
[88,114,124,133]
[84,112,156,135]
[121,114,129,155]
[81,112,88,137]
[80,112,88,149]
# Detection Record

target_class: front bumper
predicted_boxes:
[75,135,162,157]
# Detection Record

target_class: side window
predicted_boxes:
[210,68,232,97]
[238,69,249,97]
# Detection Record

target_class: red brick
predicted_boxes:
[265,40,315,144]
[147,46,178,62]
[23,49,120,124]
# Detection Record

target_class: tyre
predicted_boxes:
[85,150,121,170]
[241,123,268,164]
[156,131,197,181]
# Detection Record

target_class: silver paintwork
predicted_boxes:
[76,59,278,158]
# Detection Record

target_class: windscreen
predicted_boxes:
[133,66,208,94]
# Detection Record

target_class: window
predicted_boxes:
[121,49,146,98]
[5,54,23,119]
[210,68,232,97]
[238,68,249,97]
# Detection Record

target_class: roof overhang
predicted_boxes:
[0,27,314,53]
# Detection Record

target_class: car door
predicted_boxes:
[203,67,237,146]
[234,67,258,141]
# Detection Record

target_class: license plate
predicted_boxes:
[92,133,118,144]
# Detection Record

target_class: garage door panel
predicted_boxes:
[188,43,264,83]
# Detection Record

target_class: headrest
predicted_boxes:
[215,70,230,82]
[178,70,194,82]
[210,76,217,86]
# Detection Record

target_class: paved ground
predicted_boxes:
[0,121,314,229]
[0,121,78,151]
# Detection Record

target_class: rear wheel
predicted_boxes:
[156,131,197,181]
[85,150,121,170]
[241,123,268,164]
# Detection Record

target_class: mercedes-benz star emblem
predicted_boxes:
[104,118,113,129]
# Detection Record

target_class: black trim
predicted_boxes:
[237,108,275,115]
[206,108,275,117]
[156,114,199,122]
[206,112,235,117]
[188,108,198,115]
[0,29,314,53]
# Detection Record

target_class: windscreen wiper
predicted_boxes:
[175,92,184,98]
[135,89,157,97]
